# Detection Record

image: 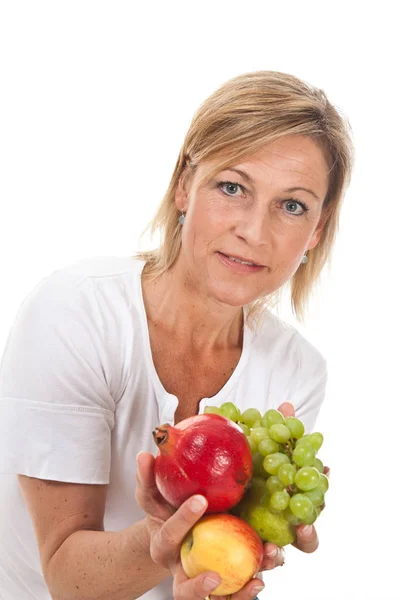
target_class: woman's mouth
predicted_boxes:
[216,251,265,273]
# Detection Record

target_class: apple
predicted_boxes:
[180,513,263,596]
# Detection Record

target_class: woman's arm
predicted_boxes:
[18,475,170,600]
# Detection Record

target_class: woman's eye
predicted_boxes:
[283,200,309,216]
[217,181,245,197]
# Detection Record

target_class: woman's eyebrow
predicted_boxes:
[285,186,321,200]
[225,168,320,201]
[224,167,255,184]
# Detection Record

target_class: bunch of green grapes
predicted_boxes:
[204,402,328,527]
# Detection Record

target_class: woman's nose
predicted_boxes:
[234,206,273,247]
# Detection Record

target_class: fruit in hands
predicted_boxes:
[285,417,305,439]
[269,424,291,443]
[270,489,290,511]
[293,443,316,467]
[204,404,328,545]
[180,513,263,596]
[295,466,321,491]
[240,408,262,427]
[232,477,296,547]
[153,414,252,513]
[263,452,290,475]
[218,401,241,421]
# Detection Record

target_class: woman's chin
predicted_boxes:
[207,282,260,309]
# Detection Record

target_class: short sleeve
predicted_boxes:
[0,270,115,484]
[291,334,328,433]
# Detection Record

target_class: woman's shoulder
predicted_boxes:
[23,255,144,306]
[60,255,143,279]
[2,256,148,414]
[251,309,327,369]
[11,256,146,345]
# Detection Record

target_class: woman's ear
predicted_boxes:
[307,207,331,250]
[175,167,194,212]
[175,175,188,212]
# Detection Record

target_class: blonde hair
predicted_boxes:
[137,70,354,322]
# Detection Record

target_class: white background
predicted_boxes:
[1,2,399,599]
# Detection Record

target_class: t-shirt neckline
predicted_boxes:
[134,259,254,408]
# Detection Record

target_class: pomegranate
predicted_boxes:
[153,413,253,513]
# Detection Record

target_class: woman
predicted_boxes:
[0,70,353,600]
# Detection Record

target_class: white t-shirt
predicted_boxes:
[0,256,328,600]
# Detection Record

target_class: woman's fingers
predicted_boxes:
[173,547,265,599]
[293,523,319,553]
[175,564,265,600]
[151,494,209,566]
[221,576,265,600]
[135,451,174,522]
[136,451,156,488]
[260,543,285,570]
[172,559,221,600]
[277,402,295,417]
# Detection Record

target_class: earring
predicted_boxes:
[301,252,308,264]
[179,212,185,225]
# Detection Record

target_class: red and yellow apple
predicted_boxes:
[180,513,263,596]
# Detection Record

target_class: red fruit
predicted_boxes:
[153,413,253,513]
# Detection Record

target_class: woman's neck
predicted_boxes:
[141,259,244,352]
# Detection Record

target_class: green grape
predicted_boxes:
[249,476,269,498]
[269,424,291,443]
[204,406,221,415]
[283,507,301,526]
[313,458,324,473]
[261,409,285,428]
[219,401,241,422]
[278,463,296,486]
[308,432,324,451]
[240,408,262,428]
[301,505,318,525]
[285,417,305,439]
[289,494,314,521]
[238,423,250,436]
[318,473,329,493]
[295,434,311,446]
[252,452,266,478]
[269,490,290,512]
[305,487,325,507]
[266,475,284,495]
[263,452,290,475]
[258,437,279,457]
[295,467,321,491]
[246,436,258,454]
[250,427,270,446]
[292,443,316,467]
[235,409,327,536]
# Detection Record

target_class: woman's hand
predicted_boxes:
[136,451,266,600]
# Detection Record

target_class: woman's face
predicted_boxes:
[175,134,330,307]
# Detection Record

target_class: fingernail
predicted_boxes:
[267,547,278,558]
[191,495,207,512]
[203,576,220,593]
[253,584,265,594]
[301,525,313,536]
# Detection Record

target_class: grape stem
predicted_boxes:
[280,441,301,497]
